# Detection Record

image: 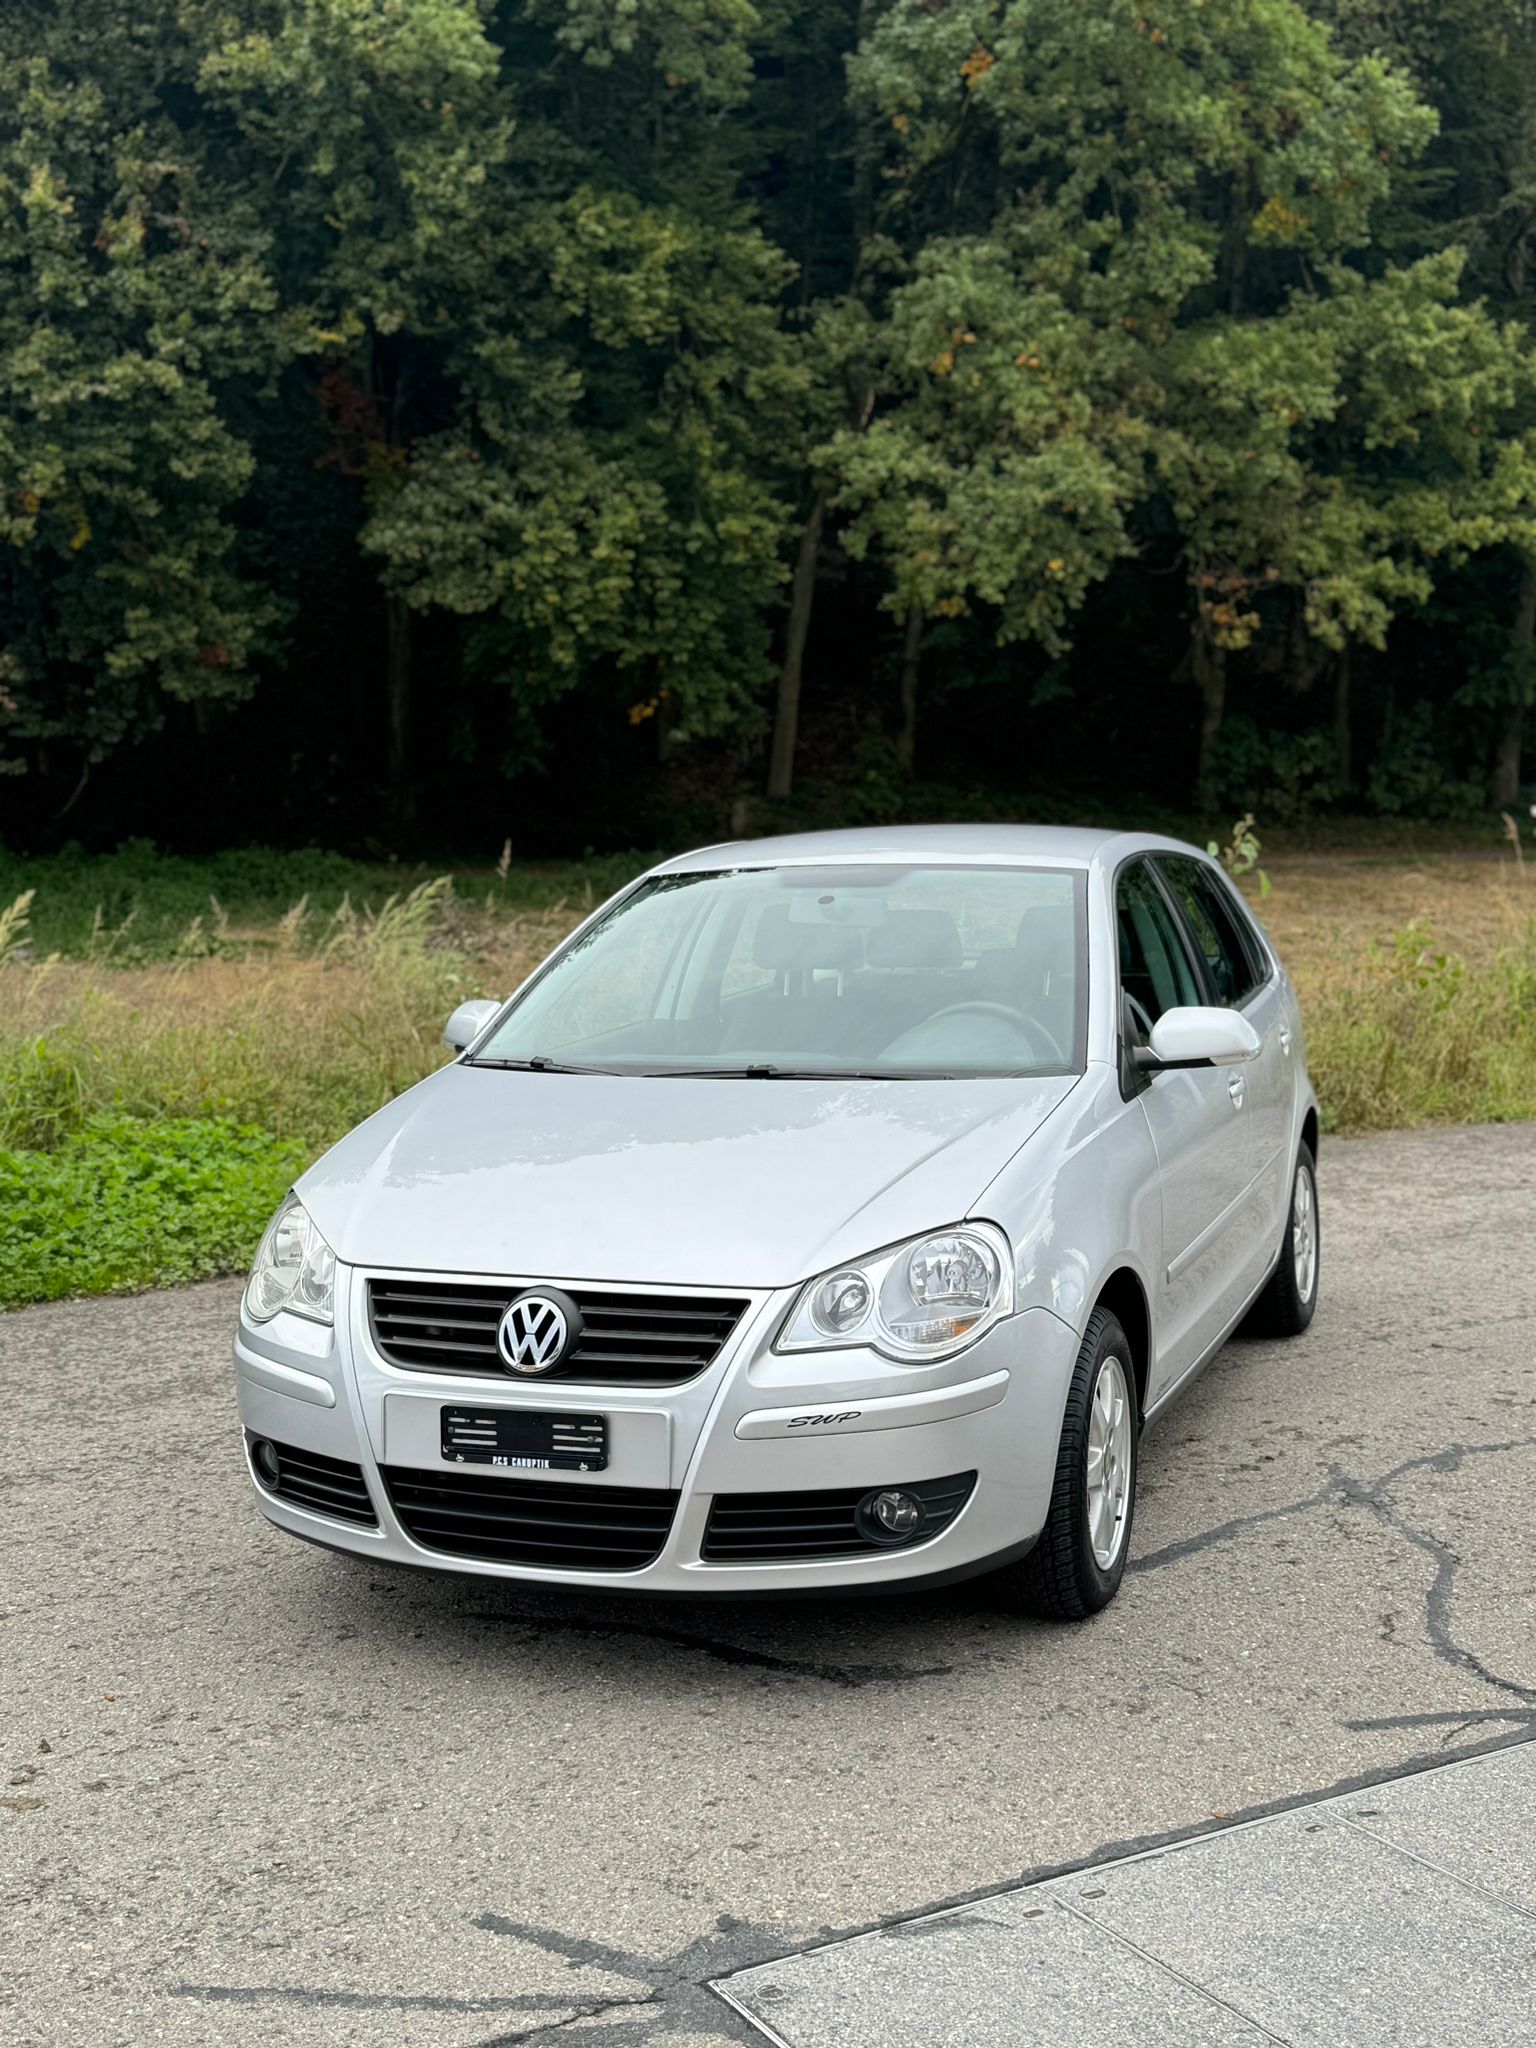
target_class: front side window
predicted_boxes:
[1155,856,1264,1006]
[1116,860,1202,1039]
[472,863,1088,1078]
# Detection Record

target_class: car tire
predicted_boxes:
[988,1307,1138,1621]
[1246,1141,1320,1338]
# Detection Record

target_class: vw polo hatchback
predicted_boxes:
[234,826,1320,1617]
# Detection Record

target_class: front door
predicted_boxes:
[1154,854,1296,1255]
[1116,859,1259,1395]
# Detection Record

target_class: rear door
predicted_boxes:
[1116,859,1259,1396]
[1154,855,1295,1251]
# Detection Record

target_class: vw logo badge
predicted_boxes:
[497,1289,579,1375]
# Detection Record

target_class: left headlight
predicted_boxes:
[244,1193,336,1326]
[776,1222,1013,1363]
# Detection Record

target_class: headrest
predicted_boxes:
[753,904,867,973]
[1014,902,1075,958]
[866,908,963,973]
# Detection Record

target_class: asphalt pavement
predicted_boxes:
[3,1122,1534,2048]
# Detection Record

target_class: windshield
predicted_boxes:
[471,862,1088,1079]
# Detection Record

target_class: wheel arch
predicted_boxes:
[1092,1266,1151,1418]
[1301,1103,1319,1162]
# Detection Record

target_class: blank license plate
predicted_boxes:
[440,1407,608,1472]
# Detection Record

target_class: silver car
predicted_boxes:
[234,826,1319,1617]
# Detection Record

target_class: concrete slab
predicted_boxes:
[1344,1739,1536,1919]
[718,1900,1275,2048]
[717,1744,1536,2048]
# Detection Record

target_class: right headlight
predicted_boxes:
[775,1222,1013,1363]
[244,1193,336,1325]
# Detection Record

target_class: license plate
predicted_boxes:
[440,1407,608,1472]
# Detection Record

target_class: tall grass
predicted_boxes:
[0,840,636,961]
[1304,919,1536,1132]
[0,879,581,1157]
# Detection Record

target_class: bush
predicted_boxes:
[1207,716,1342,822]
[1365,702,1487,818]
[0,1116,305,1310]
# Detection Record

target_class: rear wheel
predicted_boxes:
[989,1307,1138,1621]
[1247,1142,1319,1337]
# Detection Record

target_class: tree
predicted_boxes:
[1327,0,1536,798]
[0,2,280,800]
[826,0,1536,800]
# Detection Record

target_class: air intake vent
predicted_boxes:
[702,1473,975,1562]
[382,1467,679,1571]
[246,1433,377,1527]
[367,1279,747,1385]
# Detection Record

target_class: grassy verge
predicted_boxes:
[1,842,1534,1311]
[0,1117,305,1309]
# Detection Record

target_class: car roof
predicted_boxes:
[656,823,1204,874]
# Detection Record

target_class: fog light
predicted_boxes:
[250,1437,282,1488]
[857,1486,924,1544]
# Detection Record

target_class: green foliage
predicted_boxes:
[832,0,1536,680]
[0,1114,304,1309]
[1208,718,1342,821]
[0,2,283,760]
[1366,699,1489,815]
[3,0,1536,830]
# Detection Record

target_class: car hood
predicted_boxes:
[298,1064,1079,1289]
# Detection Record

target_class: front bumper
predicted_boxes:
[232,1267,1082,1595]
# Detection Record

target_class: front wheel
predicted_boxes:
[1246,1142,1320,1338]
[988,1307,1138,1621]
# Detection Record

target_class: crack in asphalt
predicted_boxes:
[468,1914,775,2045]
[1347,1708,1536,1735]
[1343,1442,1536,1706]
[459,1608,954,1690]
[163,1984,588,2017]
[1134,1434,1536,1714]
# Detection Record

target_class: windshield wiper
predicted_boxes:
[644,1064,956,1081]
[467,1055,627,1076]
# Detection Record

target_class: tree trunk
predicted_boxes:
[1491,557,1536,807]
[385,590,412,825]
[1191,626,1227,811]
[1332,641,1352,790]
[767,495,826,801]
[897,602,923,771]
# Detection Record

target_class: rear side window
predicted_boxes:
[1116,861,1202,1031]
[1156,857,1264,1006]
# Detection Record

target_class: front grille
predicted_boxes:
[382,1467,679,1571]
[367,1278,748,1385]
[246,1433,378,1526]
[702,1472,976,1562]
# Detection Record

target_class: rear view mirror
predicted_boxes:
[444,998,501,1053]
[1141,1005,1260,1070]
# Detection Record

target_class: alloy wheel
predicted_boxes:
[1292,1164,1318,1305]
[1085,1355,1133,1570]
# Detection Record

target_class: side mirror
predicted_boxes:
[443,998,500,1054]
[1139,1005,1260,1071]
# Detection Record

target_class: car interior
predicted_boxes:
[708,899,1078,1067]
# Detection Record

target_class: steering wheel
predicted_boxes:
[887,1000,1066,1069]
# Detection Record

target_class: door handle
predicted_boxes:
[1279,1025,1293,1055]
[1227,1074,1245,1108]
